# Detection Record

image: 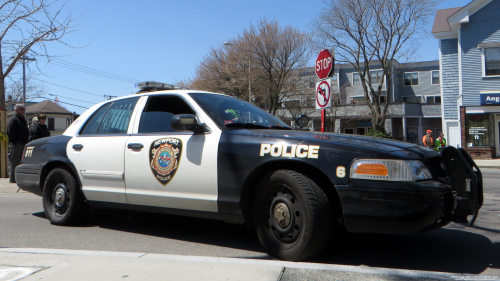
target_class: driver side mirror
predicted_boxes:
[171,114,210,133]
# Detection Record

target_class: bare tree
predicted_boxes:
[0,0,80,109]
[243,18,312,115]
[192,18,312,115]
[6,76,46,102]
[311,0,441,132]
[191,42,258,100]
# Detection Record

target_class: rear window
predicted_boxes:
[80,97,139,135]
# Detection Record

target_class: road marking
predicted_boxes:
[0,266,42,281]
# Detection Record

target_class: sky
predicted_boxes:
[17,0,474,115]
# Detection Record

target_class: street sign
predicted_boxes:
[315,49,334,80]
[316,79,331,109]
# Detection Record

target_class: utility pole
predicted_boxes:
[104,95,117,100]
[248,58,251,103]
[20,57,36,113]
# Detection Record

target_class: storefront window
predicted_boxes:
[466,114,495,147]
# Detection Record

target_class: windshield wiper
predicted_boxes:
[269,125,293,130]
[225,123,292,130]
[225,123,270,129]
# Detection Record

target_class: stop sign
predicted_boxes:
[315,49,334,80]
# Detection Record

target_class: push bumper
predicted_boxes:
[336,179,455,234]
[15,164,43,196]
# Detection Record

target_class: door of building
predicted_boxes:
[448,123,461,148]
[497,121,500,157]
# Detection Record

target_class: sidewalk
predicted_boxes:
[0,248,468,281]
[473,159,500,169]
[0,178,23,194]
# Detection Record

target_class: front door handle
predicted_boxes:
[127,143,144,149]
[73,144,83,150]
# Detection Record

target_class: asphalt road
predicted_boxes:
[0,169,499,279]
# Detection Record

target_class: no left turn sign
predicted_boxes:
[316,79,331,109]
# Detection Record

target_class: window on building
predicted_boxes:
[331,73,338,86]
[404,72,419,86]
[356,127,366,135]
[48,118,55,131]
[351,96,366,104]
[485,47,500,76]
[353,72,360,85]
[407,128,418,143]
[426,96,441,104]
[402,96,422,104]
[466,114,495,147]
[380,96,386,103]
[344,128,354,134]
[369,70,384,84]
[431,70,440,84]
[285,100,300,108]
[309,76,316,88]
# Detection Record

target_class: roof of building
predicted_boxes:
[8,100,72,116]
[431,7,463,33]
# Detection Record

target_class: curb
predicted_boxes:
[0,248,461,280]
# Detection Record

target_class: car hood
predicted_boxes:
[227,129,426,154]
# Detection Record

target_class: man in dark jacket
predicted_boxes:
[7,104,30,183]
[30,113,50,140]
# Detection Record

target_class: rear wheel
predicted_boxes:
[43,168,89,225]
[253,169,333,261]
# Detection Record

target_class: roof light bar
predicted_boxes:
[135,81,179,91]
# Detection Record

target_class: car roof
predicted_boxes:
[93,90,231,107]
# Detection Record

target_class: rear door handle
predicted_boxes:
[127,143,144,149]
[73,144,83,150]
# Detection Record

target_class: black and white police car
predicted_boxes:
[16,81,483,261]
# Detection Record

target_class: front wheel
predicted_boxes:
[253,170,333,261]
[42,168,89,225]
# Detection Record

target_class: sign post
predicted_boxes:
[315,48,334,132]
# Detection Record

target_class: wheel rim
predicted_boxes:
[50,180,70,217]
[266,186,303,243]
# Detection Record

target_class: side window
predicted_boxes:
[138,95,195,133]
[80,97,139,135]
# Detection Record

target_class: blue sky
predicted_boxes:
[20,0,472,115]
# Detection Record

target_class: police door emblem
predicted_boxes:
[149,138,182,185]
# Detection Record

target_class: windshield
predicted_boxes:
[189,93,292,130]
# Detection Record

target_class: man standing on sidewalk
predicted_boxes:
[7,104,30,183]
[422,129,434,148]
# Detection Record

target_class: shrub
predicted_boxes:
[365,128,392,139]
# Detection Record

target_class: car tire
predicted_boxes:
[253,169,333,261]
[42,168,89,225]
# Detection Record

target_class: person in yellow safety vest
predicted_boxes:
[435,133,447,151]
[422,129,434,148]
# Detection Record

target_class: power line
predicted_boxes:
[53,100,89,109]
[38,58,141,83]
[46,93,95,104]
[31,78,103,97]
[53,58,140,82]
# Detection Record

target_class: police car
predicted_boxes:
[16,81,483,261]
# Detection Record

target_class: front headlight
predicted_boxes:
[350,159,432,182]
